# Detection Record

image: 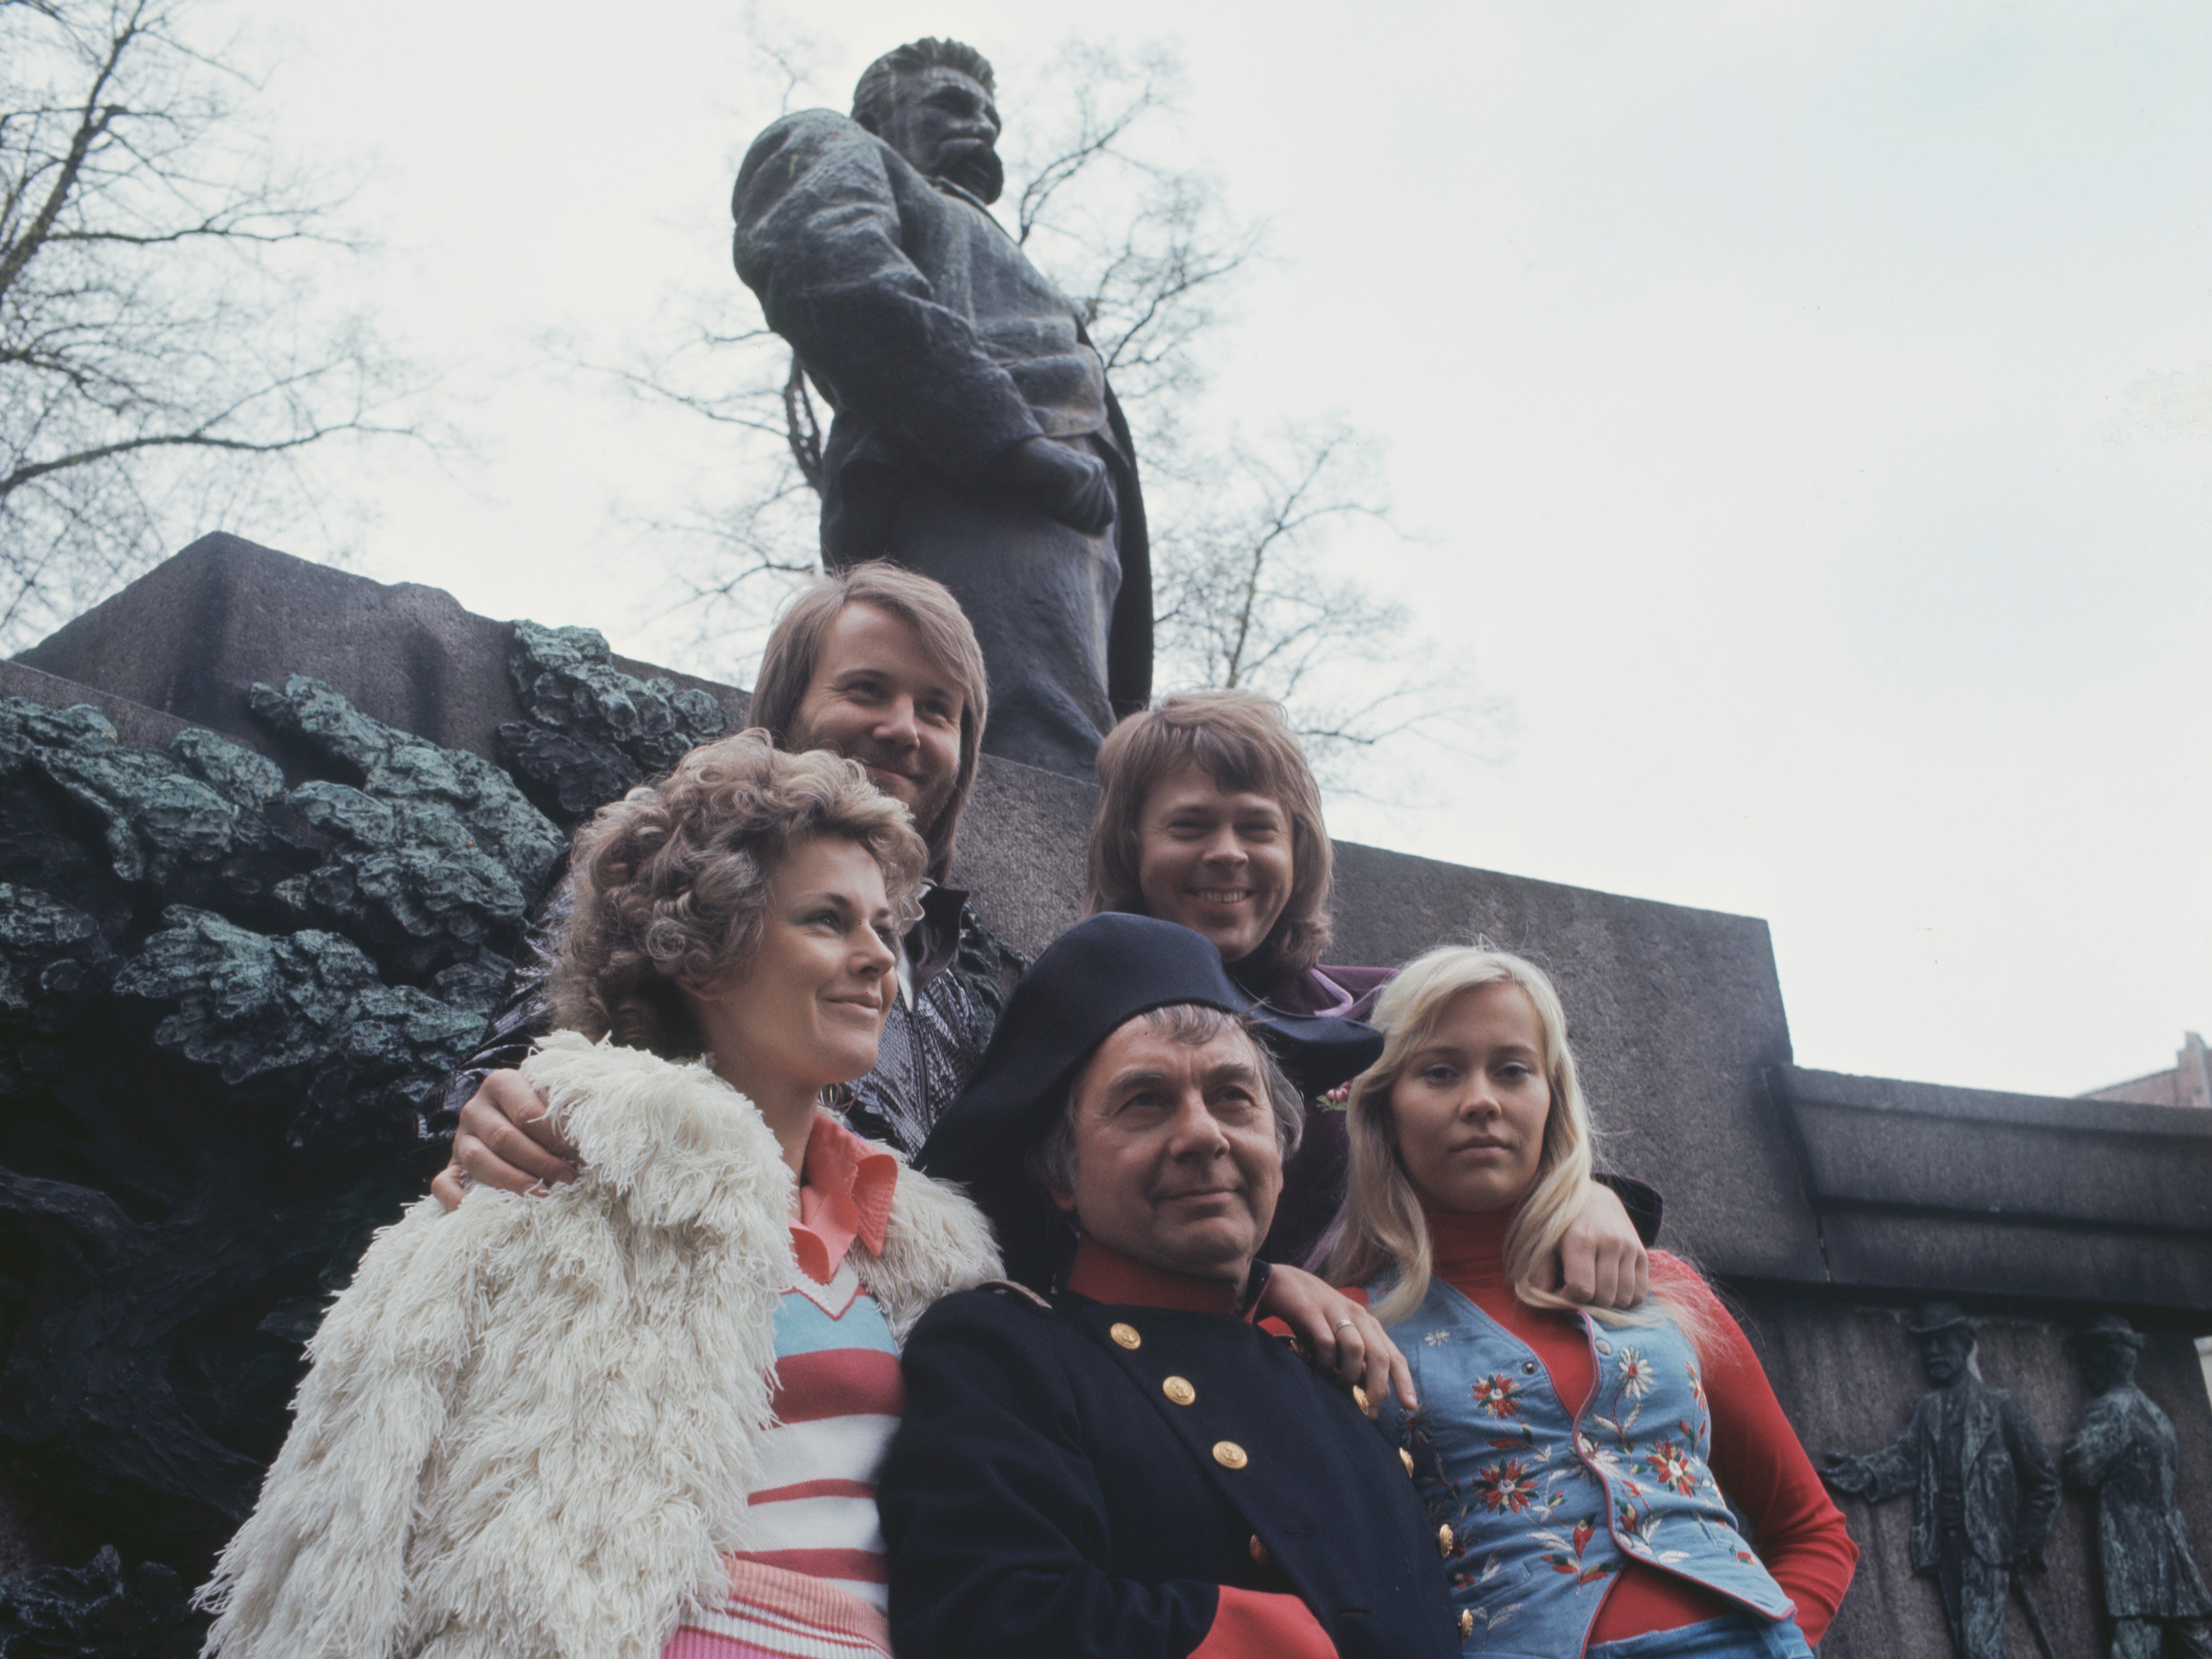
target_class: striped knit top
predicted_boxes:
[728,1118,905,1612]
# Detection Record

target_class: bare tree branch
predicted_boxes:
[782,355,823,492]
[1010,45,1170,246]
[0,0,422,649]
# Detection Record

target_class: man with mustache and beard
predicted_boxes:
[733,37,1150,779]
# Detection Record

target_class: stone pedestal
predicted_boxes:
[5,533,2209,1656]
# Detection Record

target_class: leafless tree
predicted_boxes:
[597,31,1475,786]
[0,0,418,650]
[1148,421,1469,787]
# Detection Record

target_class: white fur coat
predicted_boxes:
[197,1031,1000,1659]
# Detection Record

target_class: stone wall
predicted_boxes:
[6,534,2210,1657]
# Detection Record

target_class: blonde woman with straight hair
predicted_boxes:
[1324,946,1856,1659]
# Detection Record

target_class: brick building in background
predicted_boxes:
[2082,1031,2212,1110]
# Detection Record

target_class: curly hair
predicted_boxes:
[547,730,926,1060]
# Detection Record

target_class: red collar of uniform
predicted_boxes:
[791,1115,898,1285]
[1066,1235,1264,1320]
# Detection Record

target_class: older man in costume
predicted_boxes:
[880,913,1460,1659]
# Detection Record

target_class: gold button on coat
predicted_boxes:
[1459,1609,1475,1638]
[1400,1447,1416,1477]
[1212,1440,1249,1470]
[1109,1322,1141,1350]
[1248,1533,1270,1565]
[1437,1522,1455,1558]
[1351,1384,1370,1412]
[1162,1376,1196,1406]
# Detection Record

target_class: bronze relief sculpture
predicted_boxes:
[1823,1302,2062,1659]
[2064,1313,2212,1659]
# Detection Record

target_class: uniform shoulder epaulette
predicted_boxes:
[979,1279,1054,1313]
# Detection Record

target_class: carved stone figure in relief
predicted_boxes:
[1822,1301,2062,1659]
[2064,1313,2212,1659]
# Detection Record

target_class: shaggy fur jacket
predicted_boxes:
[197,1030,1002,1659]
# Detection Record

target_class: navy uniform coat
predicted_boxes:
[879,1280,1461,1659]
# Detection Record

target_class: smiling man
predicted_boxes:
[883,914,1461,1659]
[429,562,1023,1199]
[733,37,1151,777]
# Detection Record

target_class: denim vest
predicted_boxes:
[1374,1275,1793,1656]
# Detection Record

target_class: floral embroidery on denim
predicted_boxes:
[1471,1372,1523,1418]
[1535,1518,1617,1588]
[1378,1279,1793,1652]
[1614,1347,1654,1399]
[1643,1438,1699,1496]
[1476,1458,1542,1513]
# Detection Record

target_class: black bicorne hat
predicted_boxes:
[916,912,1384,1290]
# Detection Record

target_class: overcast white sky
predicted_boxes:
[221,1,2211,1100]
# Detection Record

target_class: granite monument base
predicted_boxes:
[4,535,2208,1657]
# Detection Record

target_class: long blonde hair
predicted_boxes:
[1320,946,1711,1350]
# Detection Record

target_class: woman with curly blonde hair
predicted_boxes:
[201,732,1001,1659]
[1323,946,1856,1659]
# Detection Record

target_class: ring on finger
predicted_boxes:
[1332,1318,1357,1334]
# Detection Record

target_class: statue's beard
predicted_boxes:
[936,139,1004,204]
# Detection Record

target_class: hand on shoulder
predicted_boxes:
[430,1069,578,1211]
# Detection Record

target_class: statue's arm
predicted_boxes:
[1855,1425,1922,1503]
[2062,1397,2125,1489]
[1826,1402,1922,1502]
[2003,1394,2063,1554]
[732,110,1044,481]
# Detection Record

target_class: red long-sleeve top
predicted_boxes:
[1424,1209,1856,1647]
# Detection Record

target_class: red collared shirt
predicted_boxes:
[791,1114,898,1285]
